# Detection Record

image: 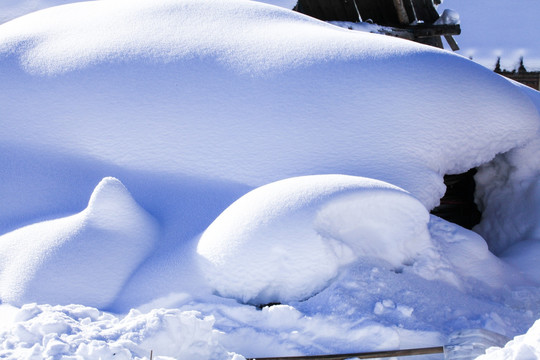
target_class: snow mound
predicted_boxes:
[477,319,540,360]
[0,303,241,360]
[0,177,158,309]
[0,0,538,215]
[197,175,433,305]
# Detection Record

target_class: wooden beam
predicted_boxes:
[444,35,460,51]
[392,0,410,24]
[246,346,445,360]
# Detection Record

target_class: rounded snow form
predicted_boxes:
[197,175,433,305]
[0,177,158,309]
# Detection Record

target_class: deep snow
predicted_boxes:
[0,0,540,359]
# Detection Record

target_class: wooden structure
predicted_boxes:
[247,346,444,360]
[495,57,540,91]
[431,169,481,230]
[293,0,460,50]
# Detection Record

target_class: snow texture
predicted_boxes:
[0,177,158,309]
[478,320,540,360]
[475,84,540,257]
[197,175,432,304]
[0,303,241,360]
[0,0,537,213]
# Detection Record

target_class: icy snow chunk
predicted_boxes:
[0,304,239,360]
[475,320,540,360]
[0,177,158,309]
[434,9,460,25]
[197,175,432,305]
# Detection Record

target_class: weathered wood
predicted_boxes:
[246,346,445,360]
[444,35,460,51]
[409,24,461,37]
[294,0,360,22]
[392,0,410,24]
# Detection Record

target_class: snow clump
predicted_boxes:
[477,319,540,360]
[0,177,158,309]
[197,175,433,305]
[0,303,242,360]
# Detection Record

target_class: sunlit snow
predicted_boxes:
[1,0,540,359]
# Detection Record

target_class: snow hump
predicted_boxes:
[0,177,159,309]
[197,175,433,305]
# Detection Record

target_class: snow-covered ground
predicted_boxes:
[1,0,540,359]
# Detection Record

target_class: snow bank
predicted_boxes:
[197,175,433,304]
[0,0,90,24]
[0,0,537,213]
[0,303,240,360]
[0,0,539,310]
[0,0,539,356]
[0,177,158,308]
[478,319,540,360]
[474,84,540,258]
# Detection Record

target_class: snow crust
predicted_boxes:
[0,177,158,309]
[198,175,432,304]
[0,303,240,360]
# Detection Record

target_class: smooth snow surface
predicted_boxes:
[198,175,432,304]
[0,0,538,211]
[1,0,540,359]
[0,177,158,309]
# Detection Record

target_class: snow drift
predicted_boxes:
[0,2,539,308]
[0,0,538,213]
[0,0,540,358]
[198,175,432,304]
[0,177,158,309]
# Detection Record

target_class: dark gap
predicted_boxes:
[430,168,482,229]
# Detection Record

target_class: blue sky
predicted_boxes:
[439,0,540,71]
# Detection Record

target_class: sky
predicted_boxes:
[258,0,540,72]
[438,0,540,71]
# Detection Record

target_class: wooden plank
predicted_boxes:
[444,35,460,51]
[392,0,410,24]
[294,0,360,22]
[246,346,445,360]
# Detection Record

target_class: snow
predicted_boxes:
[434,9,460,25]
[478,320,540,360]
[0,177,158,309]
[197,175,432,304]
[0,303,239,360]
[474,84,540,257]
[0,0,539,359]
